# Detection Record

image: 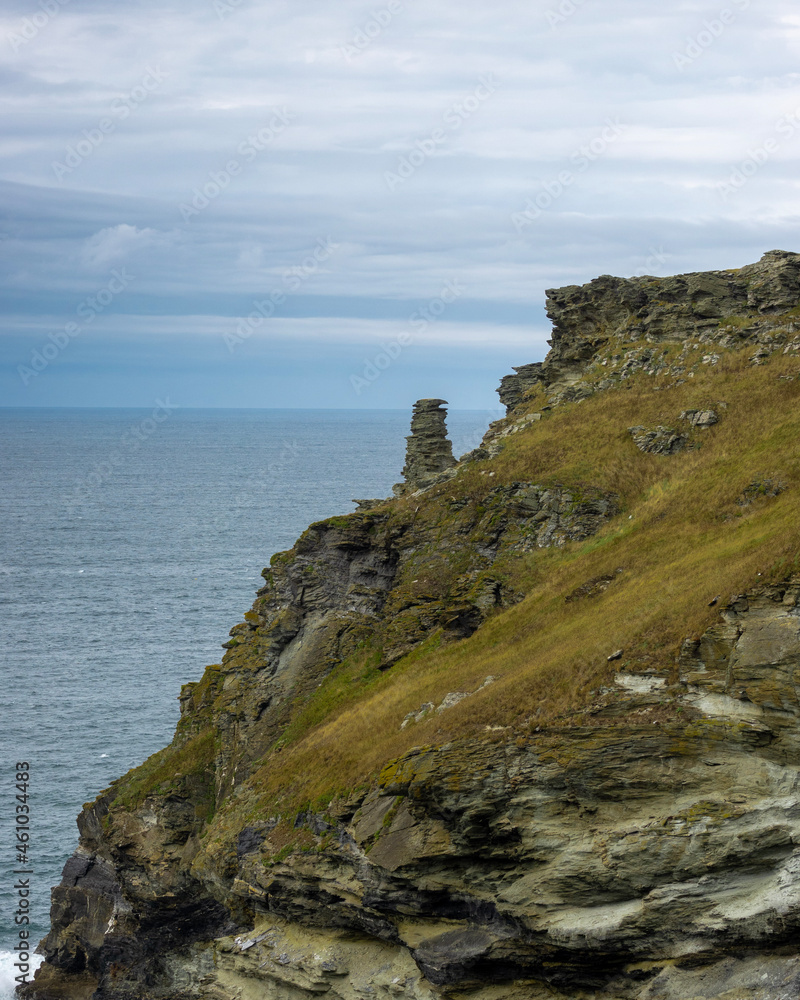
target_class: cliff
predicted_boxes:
[24,251,800,1000]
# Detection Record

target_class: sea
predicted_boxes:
[0,406,494,998]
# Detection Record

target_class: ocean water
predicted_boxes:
[0,406,494,998]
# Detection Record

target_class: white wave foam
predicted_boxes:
[0,949,43,999]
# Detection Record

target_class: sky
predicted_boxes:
[1,0,799,408]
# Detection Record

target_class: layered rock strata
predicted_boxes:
[30,582,800,1000]
[481,249,800,456]
[497,363,543,413]
[540,249,800,397]
[394,399,456,494]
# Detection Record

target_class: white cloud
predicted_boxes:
[0,311,545,350]
[80,224,168,269]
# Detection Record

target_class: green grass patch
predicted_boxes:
[200,346,800,821]
[114,344,800,850]
[111,729,217,817]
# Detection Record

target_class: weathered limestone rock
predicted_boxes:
[482,482,619,548]
[497,363,543,413]
[468,252,800,474]
[541,250,800,393]
[628,425,687,455]
[51,580,800,1000]
[681,408,719,428]
[186,580,800,1000]
[394,399,456,495]
[678,578,800,729]
[627,408,719,457]
[488,251,800,430]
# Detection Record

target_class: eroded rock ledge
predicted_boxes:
[491,250,800,424]
[542,249,800,392]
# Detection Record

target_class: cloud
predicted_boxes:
[2,0,799,404]
[80,224,168,269]
[0,312,545,350]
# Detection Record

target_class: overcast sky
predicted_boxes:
[1,0,799,408]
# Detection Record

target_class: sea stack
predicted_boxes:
[394,398,456,495]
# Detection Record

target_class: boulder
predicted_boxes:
[628,425,688,455]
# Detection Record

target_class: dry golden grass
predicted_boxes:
[208,347,800,828]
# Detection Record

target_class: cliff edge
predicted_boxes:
[24,251,800,1000]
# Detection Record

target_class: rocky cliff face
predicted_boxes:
[192,575,800,1000]
[491,249,800,420]
[25,252,800,1000]
[540,249,800,396]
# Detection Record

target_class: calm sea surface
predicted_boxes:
[0,407,493,997]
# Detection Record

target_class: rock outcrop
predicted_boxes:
[479,250,800,458]
[233,579,800,998]
[497,363,543,413]
[24,252,800,1000]
[628,425,687,455]
[394,399,456,495]
[539,249,800,397]
[681,408,719,428]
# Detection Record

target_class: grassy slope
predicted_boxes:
[107,342,800,854]
[216,344,800,834]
